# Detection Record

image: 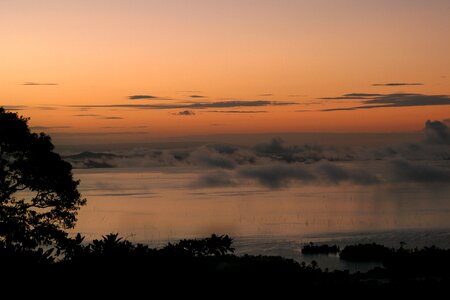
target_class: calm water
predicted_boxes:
[72,167,450,271]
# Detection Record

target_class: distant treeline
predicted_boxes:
[302,241,450,277]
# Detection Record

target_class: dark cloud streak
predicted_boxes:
[372,83,424,86]
[30,126,71,131]
[174,110,196,116]
[321,94,450,111]
[3,106,27,111]
[320,93,382,100]
[102,116,123,120]
[320,96,374,100]
[207,110,267,113]
[344,93,383,97]
[23,82,58,86]
[74,114,123,119]
[71,100,296,110]
[129,95,159,100]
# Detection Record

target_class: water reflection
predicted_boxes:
[73,168,450,246]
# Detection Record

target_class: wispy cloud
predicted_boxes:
[372,82,424,86]
[3,106,27,110]
[321,93,450,111]
[35,106,57,110]
[7,105,57,111]
[71,100,296,110]
[424,120,450,145]
[238,164,315,188]
[259,93,273,97]
[174,110,196,116]
[344,93,383,97]
[62,120,450,188]
[74,114,123,119]
[189,95,206,98]
[390,159,450,183]
[196,161,380,189]
[128,95,159,100]
[320,93,383,100]
[207,110,267,113]
[193,171,237,188]
[74,114,100,117]
[101,126,148,129]
[22,82,58,86]
[102,116,124,120]
[30,126,71,131]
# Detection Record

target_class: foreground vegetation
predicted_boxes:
[2,234,450,295]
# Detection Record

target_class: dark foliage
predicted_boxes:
[1,233,450,296]
[0,240,55,265]
[340,243,392,262]
[0,107,86,253]
[162,234,234,257]
[384,246,450,277]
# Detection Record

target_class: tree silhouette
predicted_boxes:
[162,234,234,257]
[0,107,86,254]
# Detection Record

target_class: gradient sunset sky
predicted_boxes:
[1,0,449,139]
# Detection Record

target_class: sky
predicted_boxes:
[1,0,450,141]
[2,0,450,245]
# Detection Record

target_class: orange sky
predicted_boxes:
[1,0,449,139]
